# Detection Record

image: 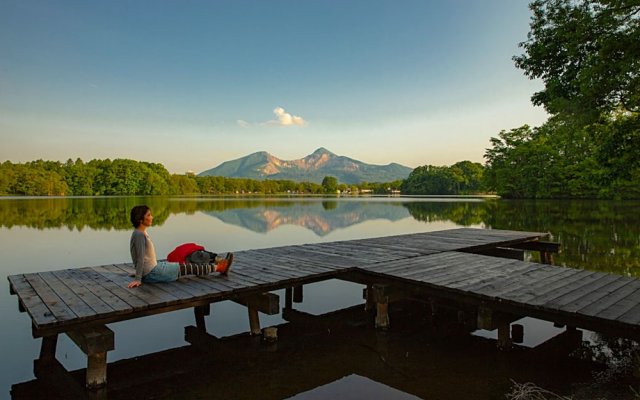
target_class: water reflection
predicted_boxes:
[202,200,410,236]
[0,197,450,233]
[10,302,603,400]
[3,196,640,399]
[1,197,638,274]
[286,375,422,400]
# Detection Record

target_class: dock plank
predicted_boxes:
[244,250,338,277]
[544,274,624,309]
[444,259,531,289]
[90,265,161,306]
[501,269,595,304]
[7,275,58,327]
[62,269,131,313]
[82,266,149,309]
[454,259,541,291]
[474,265,575,299]
[495,268,584,302]
[23,273,77,323]
[39,271,108,319]
[528,272,610,306]
[555,276,635,314]
[590,285,640,321]
[577,280,640,317]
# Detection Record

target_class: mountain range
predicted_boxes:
[198,148,413,184]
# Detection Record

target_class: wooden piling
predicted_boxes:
[285,287,293,309]
[248,308,261,335]
[293,285,303,303]
[194,304,210,332]
[512,324,524,343]
[497,323,512,351]
[39,335,58,363]
[66,325,114,389]
[372,284,390,330]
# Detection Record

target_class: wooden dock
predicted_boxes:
[8,228,640,389]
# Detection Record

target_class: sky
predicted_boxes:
[0,0,548,174]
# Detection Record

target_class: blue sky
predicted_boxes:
[0,0,547,174]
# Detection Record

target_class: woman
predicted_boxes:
[128,205,233,289]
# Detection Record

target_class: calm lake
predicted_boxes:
[2,196,640,399]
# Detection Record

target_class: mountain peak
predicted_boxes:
[199,148,413,184]
[311,147,334,156]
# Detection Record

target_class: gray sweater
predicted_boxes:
[130,230,157,280]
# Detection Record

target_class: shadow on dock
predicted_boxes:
[11,301,614,400]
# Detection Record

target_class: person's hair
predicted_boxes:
[130,205,150,228]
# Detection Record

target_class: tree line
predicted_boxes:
[0,158,406,196]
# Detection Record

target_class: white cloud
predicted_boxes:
[271,107,306,126]
[238,107,307,128]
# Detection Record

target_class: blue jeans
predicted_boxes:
[142,261,181,283]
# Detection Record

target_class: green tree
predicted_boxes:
[171,174,200,195]
[484,0,640,199]
[401,164,478,195]
[64,158,95,195]
[0,161,17,195]
[321,176,338,193]
[449,161,485,193]
[514,0,640,120]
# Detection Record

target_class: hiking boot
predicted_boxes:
[215,252,234,275]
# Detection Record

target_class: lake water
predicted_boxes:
[2,196,639,399]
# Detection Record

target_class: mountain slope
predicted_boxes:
[198,148,412,184]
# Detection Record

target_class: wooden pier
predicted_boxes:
[8,228,640,390]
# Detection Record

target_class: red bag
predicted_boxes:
[167,243,205,263]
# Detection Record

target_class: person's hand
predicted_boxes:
[128,280,141,288]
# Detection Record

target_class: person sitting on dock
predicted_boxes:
[127,205,233,289]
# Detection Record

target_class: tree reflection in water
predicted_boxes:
[1,197,638,274]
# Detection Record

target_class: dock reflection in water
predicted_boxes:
[12,299,603,400]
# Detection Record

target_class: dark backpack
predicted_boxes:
[186,250,218,264]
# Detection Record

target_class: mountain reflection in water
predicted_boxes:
[203,200,411,236]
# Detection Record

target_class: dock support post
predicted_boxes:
[364,284,375,312]
[87,352,108,390]
[372,284,390,330]
[248,307,261,335]
[194,304,210,332]
[293,285,303,303]
[511,323,524,344]
[376,303,390,330]
[285,287,293,309]
[66,325,114,390]
[39,334,58,363]
[497,323,512,351]
[232,293,280,336]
